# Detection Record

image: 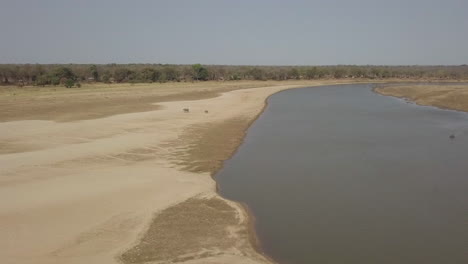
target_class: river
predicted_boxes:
[216,84,468,264]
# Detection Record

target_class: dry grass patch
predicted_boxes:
[0,81,301,122]
[120,197,250,264]
[165,117,251,174]
[375,85,468,112]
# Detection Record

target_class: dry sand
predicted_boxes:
[375,84,468,112]
[0,80,392,264]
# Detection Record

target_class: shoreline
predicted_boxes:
[374,83,468,113]
[210,80,468,264]
[1,81,316,264]
[211,95,274,262]
[209,88,290,264]
[208,81,367,263]
[117,82,322,264]
[215,81,468,264]
[2,80,463,264]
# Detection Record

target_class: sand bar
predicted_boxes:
[1,80,408,264]
[375,84,468,112]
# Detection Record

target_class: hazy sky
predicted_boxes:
[1,0,467,65]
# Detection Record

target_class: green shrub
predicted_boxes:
[64,79,75,88]
[50,76,60,86]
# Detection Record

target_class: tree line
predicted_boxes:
[0,64,467,87]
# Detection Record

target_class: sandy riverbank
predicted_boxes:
[0,79,411,264]
[375,84,468,112]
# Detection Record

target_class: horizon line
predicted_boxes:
[1,63,467,67]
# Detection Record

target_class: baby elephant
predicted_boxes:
[183,108,190,113]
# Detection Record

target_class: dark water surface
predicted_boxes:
[216,84,468,264]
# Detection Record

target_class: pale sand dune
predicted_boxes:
[1,84,307,264]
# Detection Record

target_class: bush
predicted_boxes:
[229,74,240,80]
[35,75,49,86]
[64,79,75,88]
[192,64,209,81]
[50,76,60,86]
[101,74,111,83]
[158,73,167,83]
[114,68,131,82]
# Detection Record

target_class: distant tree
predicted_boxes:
[35,74,49,86]
[127,70,137,81]
[229,74,241,80]
[272,68,288,80]
[448,71,461,79]
[192,64,209,81]
[0,66,7,84]
[249,68,265,80]
[181,67,195,81]
[158,72,167,83]
[370,68,382,78]
[53,67,76,80]
[381,70,391,78]
[289,68,300,79]
[333,67,346,78]
[435,70,447,79]
[89,65,99,81]
[316,67,328,78]
[64,79,75,88]
[305,67,318,79]
[213,66,227,80]
[2,66,18,84]
[349,67,364,78]
[101,73,111,83]
[18,64,32,83]
[113,68,131,82]
[50,76,60,85]
[140,67,160,82]
[2,64,468,86]
[163,67,178,81]
[31,64,45,82]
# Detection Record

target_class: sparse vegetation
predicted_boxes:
[0,64,467,87]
